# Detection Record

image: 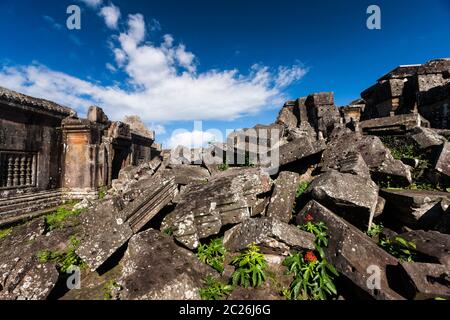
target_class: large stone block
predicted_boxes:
[296,201,404,300]
[305,171,380,228]
[381,189,450,230]
[266,171,300,223]
[400,230,450,267]
[321,132,412,185]
[77,176,177,271]
[118,229,215,300]
[223,217,315,255]
[395,262,450,300]
[161,168,273,249]
[278,137,326,167]
[435,142,450,179]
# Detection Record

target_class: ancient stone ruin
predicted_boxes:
[0,58,449,300]
[0,88,161,226]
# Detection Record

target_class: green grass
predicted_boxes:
[0,227,12,241]
[199,276,233,300]
[44,206,84,232]
[197,238,227,273]
[37,236,86,273]
[231,243,267,288]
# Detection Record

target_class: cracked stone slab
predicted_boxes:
[223,217,315,255]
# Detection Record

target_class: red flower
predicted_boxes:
[304,251,318,263]
[305,213,314,222]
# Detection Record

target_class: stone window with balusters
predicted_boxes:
[0,151,37,189]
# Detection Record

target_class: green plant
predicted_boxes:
[0,227,12,241]
[102,280,120,300]
[367,223,384,238]
[292,181,310,215]
[298,217,328,256]
[45,206,84,232]
[218,163,230,171]
[98,186,108,200]
[379,236,416,262]
[163,228,173,236]
[283,251,338,300]
[197,238,227,273]
[446,188,450,193]
[37,236,86,273]
[199,276,233,300]
[231,243,267,288]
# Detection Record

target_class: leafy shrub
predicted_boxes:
[283,251,338,300]
[37,236,86,273]
[379,236,416,262]
[163,228,173,236]
[283,213,339,300]
[298,218,328,251]
[0,227,12,241]
[45,206,84,232]
[197,238,227,273]
[367,223,384,238]
[231,243,267,288]
[199,276,233,300]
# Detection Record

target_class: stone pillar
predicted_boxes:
[62,118,102,200]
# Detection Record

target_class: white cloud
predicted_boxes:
[43,16,62,30]
[79,0,102,8]
[105,63,117,72]
[166,130,220,149]
[0,9,307,126]
[100,4,121,29]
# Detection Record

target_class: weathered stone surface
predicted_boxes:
[77,177,177,271]
[338,151,371,178]
[305,171,380,227]
[87,106,109,124]
[360,113,429,135]
[161,168,273,249]
[162,165,210,185]
[411,127,446,149]
[400,230,450,267]
[296,201,404,300]
[306,92,335,106]
[396,262,450,300]
[276,102,298,129]
[435,142,450,179]
[266,171,300,223]
[278,137,326,167]
[0,219,75,300]
[321,132,412,184]
[223,217,315,255]
[381,189,450,230]
[118,229,215,300]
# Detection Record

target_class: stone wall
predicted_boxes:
[361,58,450,128]
[0,87,159,225]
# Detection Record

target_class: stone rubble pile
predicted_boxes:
[1,58,449,300]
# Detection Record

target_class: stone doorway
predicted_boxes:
[111,147,129,180]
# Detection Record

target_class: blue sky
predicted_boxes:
[0,0,449,148]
